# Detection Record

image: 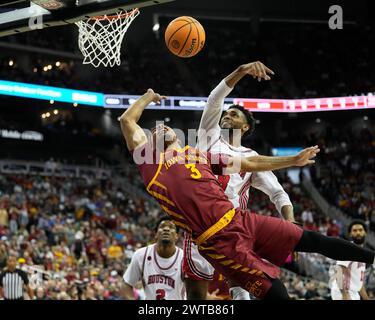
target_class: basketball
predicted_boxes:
[165,16,205,58]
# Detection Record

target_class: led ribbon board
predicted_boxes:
[1,79,374,112]
[0,80,104,106]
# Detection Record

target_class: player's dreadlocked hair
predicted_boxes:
[223,105,256,138]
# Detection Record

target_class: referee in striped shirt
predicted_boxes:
[0,255,34,300]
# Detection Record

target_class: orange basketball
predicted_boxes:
[165,16,205,58]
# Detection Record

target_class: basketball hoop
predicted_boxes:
[75,8,140,68]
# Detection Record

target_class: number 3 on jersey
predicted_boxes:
[185,164,201,179]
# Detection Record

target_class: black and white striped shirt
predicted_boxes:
[0,269,29,300]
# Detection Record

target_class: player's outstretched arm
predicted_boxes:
[224,146,320,174]
[198,61,275,147]
[119,89,167,151]
[224,61,275,88]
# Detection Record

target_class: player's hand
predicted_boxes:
[206,289,223,300]
[146,88,167,104]
[239,61,275,82]
[294,146,320,167]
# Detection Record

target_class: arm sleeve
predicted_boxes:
[197,80,233,151]
[250,161,293,215]
[208,152,230,176]
[123,249,143,287]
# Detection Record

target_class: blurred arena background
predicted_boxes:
[0,0,374,300]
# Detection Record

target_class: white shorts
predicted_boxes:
[330,288,360,300]
[182,232,215,281]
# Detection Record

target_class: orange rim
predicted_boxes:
[90,8,139,21]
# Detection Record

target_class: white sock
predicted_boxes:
[229,286,251,300]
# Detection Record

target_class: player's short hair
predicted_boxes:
[222,105,256,137]
[348,220,368,233]
[154,216,179,233]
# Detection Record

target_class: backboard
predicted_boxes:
[0,0,175,37]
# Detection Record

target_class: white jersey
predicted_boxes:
[197,79,292,211]
[330,260,366,299]
[123,244,186,300]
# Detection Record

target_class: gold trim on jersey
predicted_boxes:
[172,145,190,152]
[220,259,234,266]
[206,253,226,259]
[195,208,236,246]
[198,245,216,251]
[148,190,175,207]
[160,205,185,220]
[146,153,164,192]
[196,247,267,278]
[172,219,192,234]
[153,180,167,190]
[146,152,176,207]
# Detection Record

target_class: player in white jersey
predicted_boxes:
[330,220,370,300]
[123,217,186,300]
[183,61,297,300]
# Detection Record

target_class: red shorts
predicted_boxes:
[198,209,303,299]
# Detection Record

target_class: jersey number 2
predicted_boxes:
[185,164,202,179]
[156,289,166,300]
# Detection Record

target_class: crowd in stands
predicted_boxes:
[2,21,375,99]
[176,19,289,98]
[0,172,165,300]
[249,173,344,237]
[0,36,187,96]
[262,23,375,98]
[0,169,359,300]
[4,26,77,53]
[311,127,375,232]
[280,269,331,300]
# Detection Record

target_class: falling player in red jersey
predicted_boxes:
[184,60,296,300]
[119,90,375,299]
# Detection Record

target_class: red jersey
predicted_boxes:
[208,271,230,300]
[133,144,234,240]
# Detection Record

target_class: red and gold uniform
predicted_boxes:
[133,144,303,299]
[208,271,231,300]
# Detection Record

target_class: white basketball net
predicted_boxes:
[75,9,140,68]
